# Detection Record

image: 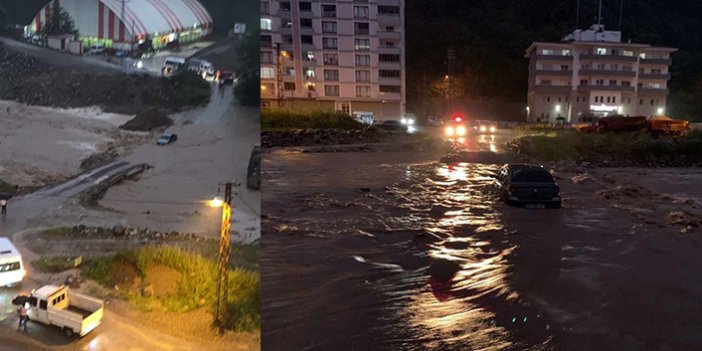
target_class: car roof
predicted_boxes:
[504,163,546,171]
[0,238,19,256]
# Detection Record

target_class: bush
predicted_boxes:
[81,246,259,332]
[171,70,211,107]
[32,256,81,273]
[262,109,364,131]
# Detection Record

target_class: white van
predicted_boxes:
[162,56,186,76]
[89,44,105,55]
[0,238,25,287]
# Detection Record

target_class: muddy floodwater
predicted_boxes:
[262,149,702,351]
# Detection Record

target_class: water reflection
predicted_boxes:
[381,163,554,350]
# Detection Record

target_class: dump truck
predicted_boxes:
[26,285,104,337]
[575,115,689,135]
[648,116,689,135]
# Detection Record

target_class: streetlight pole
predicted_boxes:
[214,182,232,330]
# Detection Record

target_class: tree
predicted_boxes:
[233,29,260,106]
[42,1,78,38]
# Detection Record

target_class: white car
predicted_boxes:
[0,238,25,287]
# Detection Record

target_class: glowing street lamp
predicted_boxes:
[555,104,561,113]
[209,196,224,208]
[657,107,664,115]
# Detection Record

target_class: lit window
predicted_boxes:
[260,18,272,31]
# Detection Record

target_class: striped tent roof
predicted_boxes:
[99,0,212,36]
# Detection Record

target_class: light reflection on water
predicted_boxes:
[376,162,553,350]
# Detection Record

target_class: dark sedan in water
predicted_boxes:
[494,164,561,208]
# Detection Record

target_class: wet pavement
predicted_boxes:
[262,131,702,350]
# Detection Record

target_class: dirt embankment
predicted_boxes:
[0,43,208,114]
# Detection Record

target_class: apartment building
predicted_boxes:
[525,24,677,122]
[260,0,406,120]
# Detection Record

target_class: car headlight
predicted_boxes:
[489,126,496,132]
[408,119,415,125]
[480,125,487,132]
[445,126,455,136]
[401,118,407,125]
[456,126,466,136]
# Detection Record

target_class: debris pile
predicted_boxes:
[119,108,172,131]
[70,224,202,241]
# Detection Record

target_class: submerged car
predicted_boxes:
[157,133,178,145]
[494,164,561,208]
[247,145,261,190]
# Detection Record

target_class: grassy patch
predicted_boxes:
[514,130,702,164]
[82,246,259,332]
[262,109,364,131]
[32,256,81,273]
[0,179,16,194]
[42,227,73,238]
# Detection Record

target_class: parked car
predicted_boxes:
[0,238,25,287]
[472,120,497,134]
[494,164,561,208]
[24,285,104,337]
[157,133,178,145]
[377,120,407,131]
[247,145,261,190]
[352,111,374,125]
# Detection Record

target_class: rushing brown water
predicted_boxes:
[262,151,555,350]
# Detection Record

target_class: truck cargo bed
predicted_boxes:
[67,305,94,318]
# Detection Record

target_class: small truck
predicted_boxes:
[26,285,104,337]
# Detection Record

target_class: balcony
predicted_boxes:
[639,73,671,80]
[640,58,671,65]
[579,53,638,62]
[377,0,400,5]
[377,13,401,25]
[535,70,572,76]
[533,85,570,92]
[378,30,401,40]
[299,26,314,35]
[279,26,292,35]
[322,11,337,18]
[638,87,669,94]
[277,9,292,18]
[535,54,573,61]
[378,46,401,54]
[578,85,635,92]
[579,69,636,77]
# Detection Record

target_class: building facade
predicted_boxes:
[525,24,677,122]
[27,0,213,51]
[260,0,406,120]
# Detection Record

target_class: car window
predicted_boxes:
[40,300,47,310]
[511,169,554,183]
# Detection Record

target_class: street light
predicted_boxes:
[555,104,561,113]
[209,196,224,208]
[657,107,664,115]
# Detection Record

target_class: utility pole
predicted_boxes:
[214,182,232,330]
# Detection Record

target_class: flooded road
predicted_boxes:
[263,133,702,350]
